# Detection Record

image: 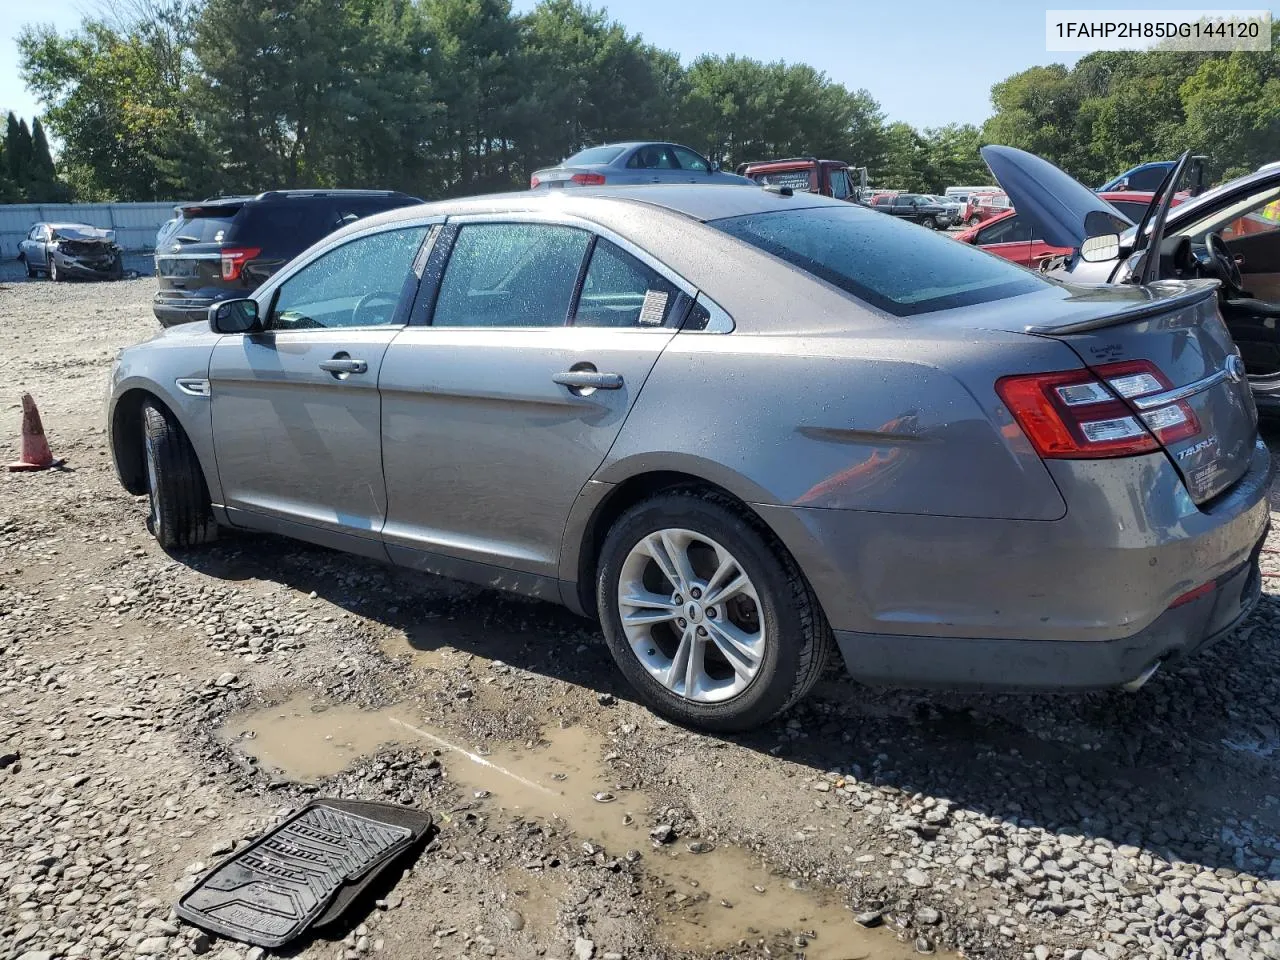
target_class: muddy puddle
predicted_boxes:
[225,696,939,959]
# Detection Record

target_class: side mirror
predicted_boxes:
[210,298,261,333]
[1080,234,1121,263]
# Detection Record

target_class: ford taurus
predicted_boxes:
[108,185,1271,731]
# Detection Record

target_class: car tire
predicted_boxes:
[920,216,937,230]
[23,257,34,279]
[967,215,980,227]
[141,400,217,549]
[49,259,60,281]
[596,488,833,732]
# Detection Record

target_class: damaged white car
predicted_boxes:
[18,222,125,281]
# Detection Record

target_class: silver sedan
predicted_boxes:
[108,185,1269,731]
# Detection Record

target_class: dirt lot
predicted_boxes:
[3,275,1280,960]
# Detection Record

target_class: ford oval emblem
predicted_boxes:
[1226,354,1246,383]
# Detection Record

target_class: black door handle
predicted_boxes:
[553,370,624,390]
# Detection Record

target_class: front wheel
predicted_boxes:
[967,215,980,227]
[919,216,937,230]
[596,489,832,732]
[141,400,217,549]
[22,257,34,279]
[49,258,60,281]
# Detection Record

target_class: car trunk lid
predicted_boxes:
[1016,280,1257,503]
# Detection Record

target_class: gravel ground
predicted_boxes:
[3,275,1280,960]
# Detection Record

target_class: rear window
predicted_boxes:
[565,146,626,166]
[749,168,814,192]
[174,205,243,243]
[712,205,1046,317]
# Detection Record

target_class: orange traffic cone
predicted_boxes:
[7,393,64,472]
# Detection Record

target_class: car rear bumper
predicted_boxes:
[153,294,216,327]
[756,437,1273,688]
[831,541,1263,689]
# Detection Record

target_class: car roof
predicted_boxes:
[43,222,99,230]
[361,184,844,226]
[187,189,416,206]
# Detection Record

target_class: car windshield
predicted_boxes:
[564,146,626,166]
[711,205,1046,316]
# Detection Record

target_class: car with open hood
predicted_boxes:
[108,183,1269,731]
[18,222,124,281]
[982,145,1280,412]
[953,191,1185,269]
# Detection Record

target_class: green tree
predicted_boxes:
[19,1,213,200]
[679,55,885,172]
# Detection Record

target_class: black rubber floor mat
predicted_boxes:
[176,800,432,947]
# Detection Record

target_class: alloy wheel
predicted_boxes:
[616,528,766,703]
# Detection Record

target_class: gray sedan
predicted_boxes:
[530,142,753,189]
[107,186,1269,731]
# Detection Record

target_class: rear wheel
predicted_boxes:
[597,489,832,732]
[141,400,217,549]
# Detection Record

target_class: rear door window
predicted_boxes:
[573,239,679,328]
[713,205,1046,316]
[432,223,591,328]
[627,145,678,170]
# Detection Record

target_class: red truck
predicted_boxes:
[735,157,868,201]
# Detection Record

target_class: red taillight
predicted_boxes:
[571,172,606,186]
[996,359,1200,459]
[530,174,541,188]
[220,247,261,281]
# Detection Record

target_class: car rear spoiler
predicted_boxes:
[1024,281,1219,335]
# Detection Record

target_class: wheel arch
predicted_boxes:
[563,459,788,620]
[109,382,220,502]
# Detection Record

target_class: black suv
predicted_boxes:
[152,189,422,327]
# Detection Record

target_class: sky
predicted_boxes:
[0,0,1274,133]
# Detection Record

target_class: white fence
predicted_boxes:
[0,202,180,259]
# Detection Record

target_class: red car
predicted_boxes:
[954,191,1184,268]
